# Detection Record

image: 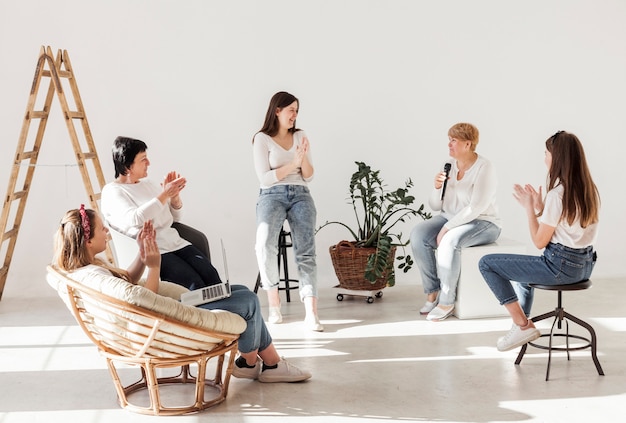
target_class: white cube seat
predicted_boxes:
[453,238,527,319]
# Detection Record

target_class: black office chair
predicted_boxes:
[171,222,210,261]
[515,279,604,381]
[109,222,211,269]
[253,228,299,302]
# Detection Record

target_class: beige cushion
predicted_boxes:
[47,268,246,357]
[138,278,189,300]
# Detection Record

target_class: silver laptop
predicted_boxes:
[180,239,232,306]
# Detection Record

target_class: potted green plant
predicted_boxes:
[317,161,431,290]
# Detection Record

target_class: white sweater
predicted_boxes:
[428,155,501,230]
[101,180,189,254]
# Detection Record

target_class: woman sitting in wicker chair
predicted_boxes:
[53,205,311,383]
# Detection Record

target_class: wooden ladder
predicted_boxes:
[0,46,111,300]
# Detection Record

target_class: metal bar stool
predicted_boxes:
[515,279,604,381]
[254,228,299,302]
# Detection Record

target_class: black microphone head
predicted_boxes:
[444,162,452,174]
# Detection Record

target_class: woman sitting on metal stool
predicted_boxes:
[252,91,323,332]
[478,131,600,352]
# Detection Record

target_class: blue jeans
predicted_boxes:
[410,215,501,305]
[256,185,317,300]
[478,243,597,316]
[200,285,272,354]
[161,245,222,291]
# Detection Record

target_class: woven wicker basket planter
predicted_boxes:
[329,241,396,291]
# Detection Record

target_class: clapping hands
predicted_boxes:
[293,137,310,168]
[513,184,543,214]
[161,171,186,199]
[137,220,161,270]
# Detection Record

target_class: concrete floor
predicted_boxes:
[1,275,625,423]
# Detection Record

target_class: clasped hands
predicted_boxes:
[292,137,309,168]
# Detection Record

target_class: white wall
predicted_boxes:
[1,0,625,295]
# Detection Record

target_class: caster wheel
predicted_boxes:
[366,296,374,304]
[375,291,383,298]
[337,294,344,301]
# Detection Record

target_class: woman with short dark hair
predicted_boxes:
[102,136,219,291]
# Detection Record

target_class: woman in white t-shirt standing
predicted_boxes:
[253,91,322,331]
[479,131,600,352]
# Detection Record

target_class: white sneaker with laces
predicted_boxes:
[268,306,283,324]
[497,323,541,352]
[258,358,312,383]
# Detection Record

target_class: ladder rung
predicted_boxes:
[81,152,97,160]
[41,69,71,78]
[27,111,48,119]
[17,151,37,160]
[66,111,84,119]
[2,227,18,242]
[10,190,27,200]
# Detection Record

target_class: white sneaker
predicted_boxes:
[304,316,324,332]
[497,323,541,352]
[258,358,312,383]
[232,359,261,380]
[268,306,282,324]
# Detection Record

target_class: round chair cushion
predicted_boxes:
[529,279,592,291]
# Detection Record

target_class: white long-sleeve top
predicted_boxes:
[428,155,501,230]
[253,130,314,189]
[540,184,599,248]
[101,180,189,254]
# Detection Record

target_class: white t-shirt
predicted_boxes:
[540,184,599,248]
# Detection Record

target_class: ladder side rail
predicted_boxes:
[0,48,59,299]
[50,49,100,210]
[49,49,114,265]
[59,50,108,200]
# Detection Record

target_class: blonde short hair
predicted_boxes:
[448,123,479,151]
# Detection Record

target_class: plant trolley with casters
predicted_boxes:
[329,241,392,304]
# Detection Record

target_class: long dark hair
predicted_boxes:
[545,131,600,227]
[253,91,301,142]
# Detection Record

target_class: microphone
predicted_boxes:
[440,163,452,201]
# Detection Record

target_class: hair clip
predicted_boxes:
[78,204,91,243]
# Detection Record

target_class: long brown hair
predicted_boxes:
[53,208,129,280]
[253,91,301,142]
[545,131,600,227]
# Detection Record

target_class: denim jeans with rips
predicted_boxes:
[255,185,317,300]
[410,215,501,305]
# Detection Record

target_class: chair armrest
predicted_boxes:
[172,222,211,261]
